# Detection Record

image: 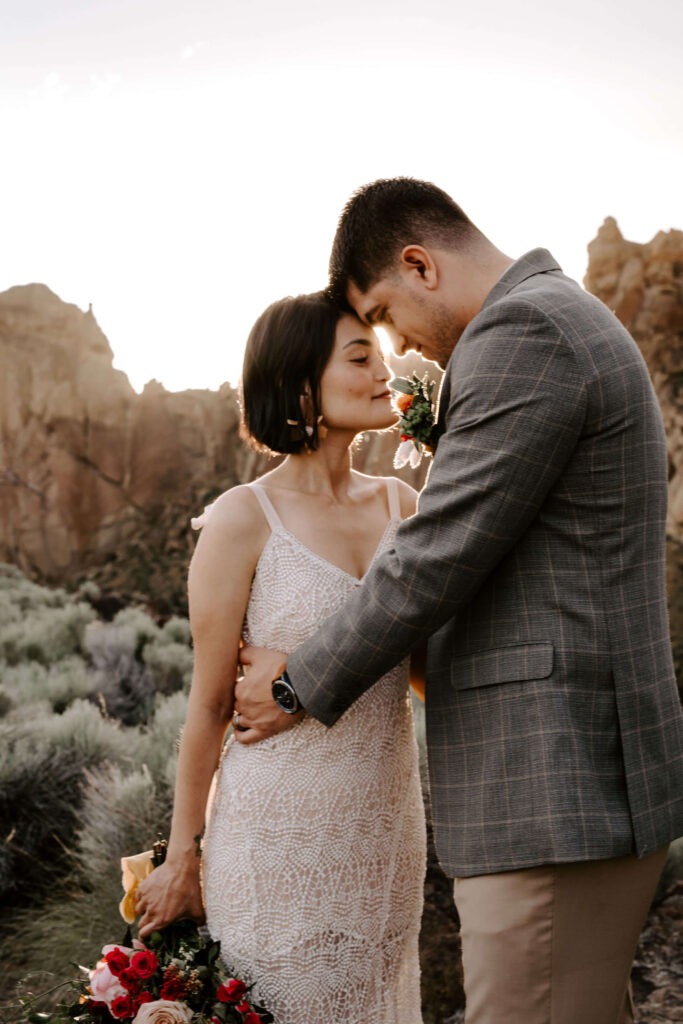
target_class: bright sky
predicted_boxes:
[1,0,681,391]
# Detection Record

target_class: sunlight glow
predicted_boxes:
[0,0,680,393]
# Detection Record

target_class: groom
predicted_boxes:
[234,178,683,1022]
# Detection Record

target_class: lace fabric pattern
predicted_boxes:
[201,485,426,1024]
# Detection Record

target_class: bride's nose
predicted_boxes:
[375,356,391,381]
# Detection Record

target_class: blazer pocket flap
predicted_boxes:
[451,642,554,691]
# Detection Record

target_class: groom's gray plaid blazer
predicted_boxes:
[288,249,683,877]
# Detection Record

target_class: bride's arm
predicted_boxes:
[136,487,267,937]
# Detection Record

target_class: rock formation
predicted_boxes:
[0,285,266,611]
[584,220,683,689]
[584,218,683,537]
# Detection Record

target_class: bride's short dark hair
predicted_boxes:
[240,291,344,455]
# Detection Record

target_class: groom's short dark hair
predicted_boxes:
[329,177,478,300]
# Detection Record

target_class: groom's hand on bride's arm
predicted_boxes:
[233,646,304,744]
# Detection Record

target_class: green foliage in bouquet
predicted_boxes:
[391,372,437,447]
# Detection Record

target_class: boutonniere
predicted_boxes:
[391,372,437,469]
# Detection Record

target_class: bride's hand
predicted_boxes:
[136,859,205,938]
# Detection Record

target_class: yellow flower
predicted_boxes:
[119,850,155,924]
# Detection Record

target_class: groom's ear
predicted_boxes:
[399,245,439,290]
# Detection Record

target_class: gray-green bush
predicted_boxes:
[0,564,193,945]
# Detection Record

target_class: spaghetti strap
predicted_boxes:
[386,477,401,520]
[249,484,283,531]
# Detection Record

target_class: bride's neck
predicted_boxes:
[279,431,356,500]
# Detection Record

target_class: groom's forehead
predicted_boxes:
[347,279,386,325]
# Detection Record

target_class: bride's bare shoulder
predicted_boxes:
[191,484,270,545]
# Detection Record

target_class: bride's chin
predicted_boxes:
[378,410,400,430]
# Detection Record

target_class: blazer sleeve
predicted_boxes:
[287,298,588,725]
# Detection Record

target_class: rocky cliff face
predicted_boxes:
[584,219,683,687]
[0,285,267,611]
[584,218,683,537]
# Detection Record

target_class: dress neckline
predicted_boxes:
[249,480,400,583]
[264,517,398,584]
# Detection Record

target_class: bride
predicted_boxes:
[135,290,427,1023]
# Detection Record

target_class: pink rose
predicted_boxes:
[89,960,127,1004]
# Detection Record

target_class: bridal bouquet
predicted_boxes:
[391,372,437,469]
[22,843,271,1024]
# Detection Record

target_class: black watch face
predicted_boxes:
[273,680,297,712]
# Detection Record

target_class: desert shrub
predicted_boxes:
[134,690,188,781]
[75,579,101,603]
[0,744,88,907]
[0,564,70,610]
[77,764,172,885]
[1,661,50,704]
[0,685,11,718]
[0,565,195,1001]
[0,699,148,918]
[160,615,192,646]
[111,606,161,655]
[0,592,22,628]
[0,766,174,1011]
[1,656,93,712]
[143,640,194,694]
[0,603,96,666]
[41,699,135,768]
[85,623,156,726]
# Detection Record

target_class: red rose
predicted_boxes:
[235,1003,251,1014]
[131,950,159,979]
[109,994,135,1019]
[160,977,186,1001]
[105,948,130,977]
[217,979,247,1003]
[133,991,154,1013]
[118,967,141,992]
[243,1014,261,1024]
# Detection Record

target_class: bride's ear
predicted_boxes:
[400,245,439,290]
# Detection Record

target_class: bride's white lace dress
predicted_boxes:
[200,480,426,1024]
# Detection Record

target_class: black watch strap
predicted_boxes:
[272,670,301,714]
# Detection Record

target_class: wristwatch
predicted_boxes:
[272,670,301,714]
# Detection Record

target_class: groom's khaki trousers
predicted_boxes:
[453,846,667,1024]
